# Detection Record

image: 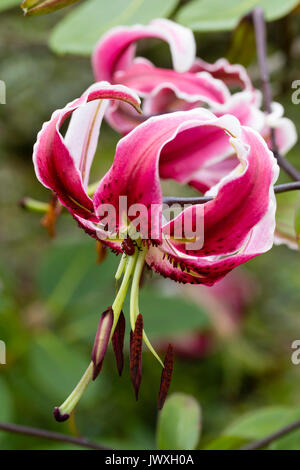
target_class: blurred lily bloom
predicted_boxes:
[92,19,296,192]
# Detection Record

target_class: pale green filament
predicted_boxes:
[115,253,127,281]
[111,252,138,335]
[58,362,94,417]
[130,248,164,368]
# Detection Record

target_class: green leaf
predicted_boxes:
[156,393,201,450]
[176,0,299,32]
[50,0,178,55]
[224,406,300,441]
[204,435,248,450]
[0,0,20,12]
[226,17,256,67]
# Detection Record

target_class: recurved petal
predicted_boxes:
[105,63,231,134]
[189,57,253,91]
[146,126,279,285]
[93,108,218,241]
[166,126,279,257]
[187,91,265,192]
[92,18,196,82]
[159,113,241,185]
[116,63,230,105]
[263,102,297,155]
[33,82,141,220]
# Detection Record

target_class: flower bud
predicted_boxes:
[21,0,82,16]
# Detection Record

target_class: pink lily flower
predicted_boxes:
[33,87,278,419]
[92,19,296,192]
[34,93,279,286]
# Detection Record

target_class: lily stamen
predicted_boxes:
[91,307,114,380]
[158,344,174,410]
[130,314,143,400]
[112,311,126,376]
[53,362,94,422]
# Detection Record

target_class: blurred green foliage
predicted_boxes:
[50,0,179,55]
[0,2,300,451]
[176,0,299,32]
[0,1,20,12]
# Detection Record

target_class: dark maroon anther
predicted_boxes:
[121,237,135,256]
[112,311,126,376]
[130,314,143,400]
[53,407,70,423]
[91,306,114,380]
[158,344,174,410]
